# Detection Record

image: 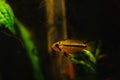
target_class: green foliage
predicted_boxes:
[83,50,96,64]
[95,40,102,60]
[69,40,102,75]
[69,50,96,73]
[15,18,44,80]
[0,1,16,34]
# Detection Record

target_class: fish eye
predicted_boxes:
[55,43,61,51]
[55,43,59,47]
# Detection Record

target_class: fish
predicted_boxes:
[52,39,87,56]
[52,39,87,79]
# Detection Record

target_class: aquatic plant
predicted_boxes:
[0,0,16,34]
[0,1,44,79]
[15,18,44,80]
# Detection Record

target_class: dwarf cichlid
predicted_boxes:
[52,39,87,56]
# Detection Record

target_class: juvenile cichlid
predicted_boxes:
[52,39,87,56]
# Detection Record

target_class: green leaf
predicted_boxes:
[0,1,15,34]
[83,50,96,64]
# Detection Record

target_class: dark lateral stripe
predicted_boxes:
[62,44,87,47]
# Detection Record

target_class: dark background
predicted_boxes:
[7,0,120,40]
[6,0,120,80]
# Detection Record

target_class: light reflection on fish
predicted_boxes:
[52,39,87,79]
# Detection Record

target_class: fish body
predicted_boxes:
[52,39,87,56]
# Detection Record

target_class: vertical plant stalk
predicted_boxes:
[45,0,76,79]
[59,0,67,39]
[45,0,55,53]
[15,18,44,80]
[45,0,67,53]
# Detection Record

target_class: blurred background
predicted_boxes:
[1,0,120,80]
